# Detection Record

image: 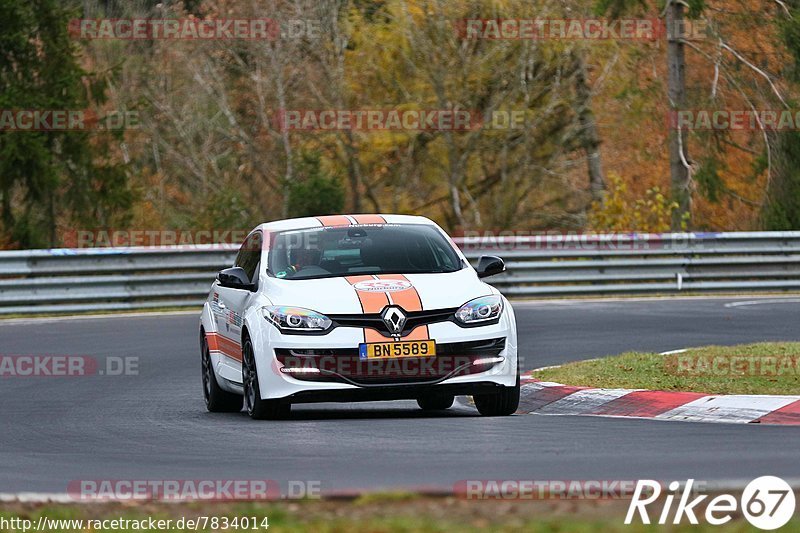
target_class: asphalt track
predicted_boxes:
[1,296,799,494]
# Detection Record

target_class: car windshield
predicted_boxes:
[268,224,464,280]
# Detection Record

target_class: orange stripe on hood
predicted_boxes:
[346,275,389,342]
[376,274,429,341]
[377,274,422,311]
[345,275,390,313]
[346,273,431,342]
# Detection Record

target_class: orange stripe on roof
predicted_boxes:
[317,215,352,227]
[345,275,373,284]
[351,214,385,224]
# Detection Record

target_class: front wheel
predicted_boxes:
[201,337,242,413]
[242,336,291,420]
[473,376,520,417]
[417,394,455,411]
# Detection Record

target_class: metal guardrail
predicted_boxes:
[2,232,800,314]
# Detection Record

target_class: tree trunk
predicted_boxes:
[343,129,362,212]
[444,131,466,229]
[572,50,606,204]
[666,0,691,230]
[1,189,12,234]
[270,51,293,219]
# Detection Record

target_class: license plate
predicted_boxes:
[359,340,436,360]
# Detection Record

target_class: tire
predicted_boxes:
[201,336,242,413]
[417,394,455,411]
[242,335,291,420]
[473,375,520,417]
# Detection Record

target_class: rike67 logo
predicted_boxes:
[626,477,795,530]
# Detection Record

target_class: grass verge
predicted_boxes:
[2,497,800,532]
[532,342,800,395]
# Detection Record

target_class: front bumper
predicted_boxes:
[285,382,507,404]
[275,337,506,386]
[250,304,519,400]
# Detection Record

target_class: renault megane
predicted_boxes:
[199,214,519,419]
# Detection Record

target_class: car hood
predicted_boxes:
[262,268,496,314]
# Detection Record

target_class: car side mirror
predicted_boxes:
[217,267,254,290]
[476,255,506,278]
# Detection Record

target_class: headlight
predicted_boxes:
[455,295,503,324]
[262,306,332,332]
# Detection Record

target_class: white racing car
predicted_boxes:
[199,214,519,419]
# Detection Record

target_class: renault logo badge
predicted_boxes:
[381,306,407,335]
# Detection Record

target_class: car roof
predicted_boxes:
[255,214,437,233]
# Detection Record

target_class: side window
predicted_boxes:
[235,232,262,283]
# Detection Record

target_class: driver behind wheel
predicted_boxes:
[286,247,322,274]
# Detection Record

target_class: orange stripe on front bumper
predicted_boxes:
[403,325,430,341]
[364,329,386,342]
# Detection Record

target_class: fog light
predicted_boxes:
[280,367,321,374]
[472,356,504,366]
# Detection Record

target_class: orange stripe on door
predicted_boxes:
[206,332,243,362]
[351,214,386,224]
[206,333,220,351]
[316,215,352,227]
